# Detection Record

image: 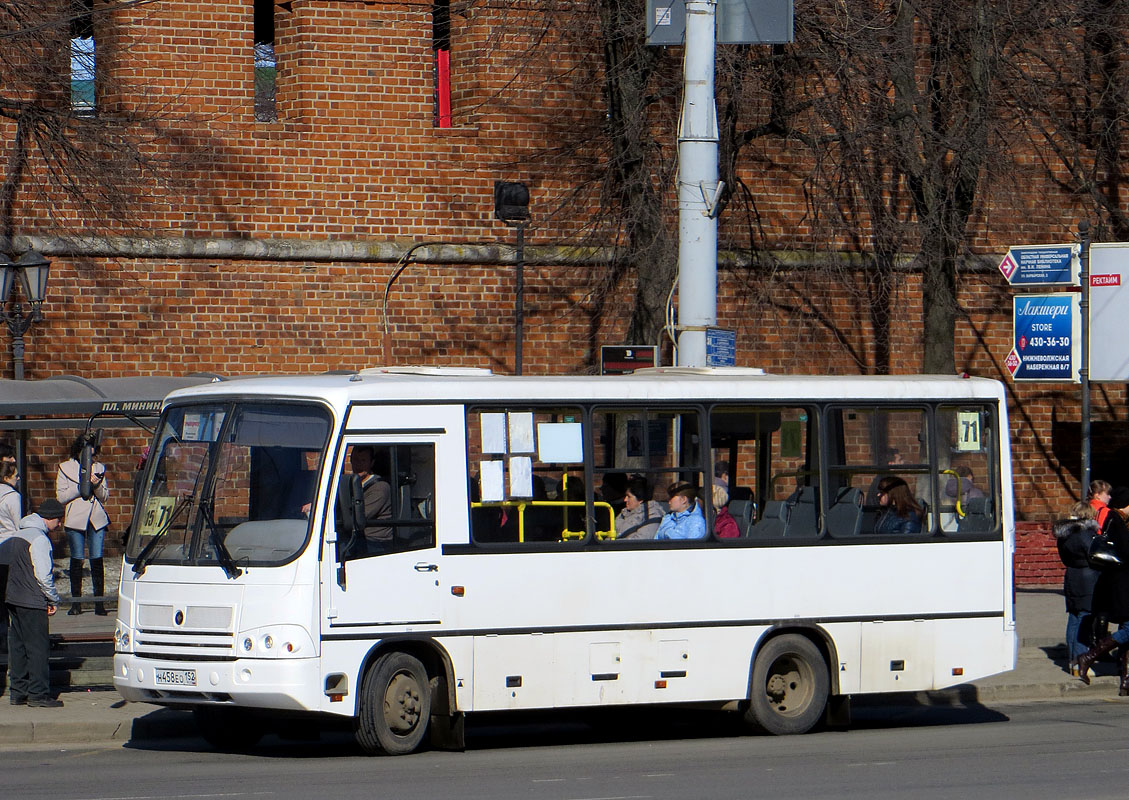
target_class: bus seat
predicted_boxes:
[729,485,753,502]
[958,496,994,532]
[784,485,820,538]
[728,498,755,537]
[747,500,788,538]
[826,487,863,537]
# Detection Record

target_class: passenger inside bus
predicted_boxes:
[713,483,739,538]
[599,472,628,517]
[350,446,393,552]
[873,476,923,534]
[655,481,707,540]
[614,475,664,540]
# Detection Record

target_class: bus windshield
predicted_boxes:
[127,401,331,571]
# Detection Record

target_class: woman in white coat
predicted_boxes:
[56,434,110,615]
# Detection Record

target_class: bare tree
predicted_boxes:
[1009,0,1129,240]
[716,1,1073,375]
[462,0,683,352]
[0,0,198,252]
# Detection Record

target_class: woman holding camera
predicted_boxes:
[56,434,111,615]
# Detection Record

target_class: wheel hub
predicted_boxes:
[384,673,422,732]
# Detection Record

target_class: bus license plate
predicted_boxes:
[155,668,197,687]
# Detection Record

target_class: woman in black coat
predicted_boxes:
[1078,486,1129,694]
[1054,504,1101,674]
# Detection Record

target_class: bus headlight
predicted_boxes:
[114,621,132,652]
[236,625,314,658]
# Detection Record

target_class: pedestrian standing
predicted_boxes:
[0,461,20,541]
[0,498,64,708]
[56,434,111,615]
[0,461,22,661]
[1078,486,1129,695]
[1054,501,1101,676]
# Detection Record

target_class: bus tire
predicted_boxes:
[193,706,266,752]
[355,651,432,755]
[744,633,829,736]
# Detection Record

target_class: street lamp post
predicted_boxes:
[1,249,51,381]
[1,249,51,509]
[494,181,531,375]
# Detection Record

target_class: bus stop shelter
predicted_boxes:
[0,374,220,431]
[0,374,221,515]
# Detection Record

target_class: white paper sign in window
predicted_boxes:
[509,456,533,497]
[480,459,505,502]
[481,413,507,454]
[956,411,982,452]
[508,412,535,453]
[537,422,584,464]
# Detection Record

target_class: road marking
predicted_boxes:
[82,794,273,800]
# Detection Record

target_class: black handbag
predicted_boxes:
[1088,534,1123,570]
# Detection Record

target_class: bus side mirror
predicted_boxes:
[79,441,95,501]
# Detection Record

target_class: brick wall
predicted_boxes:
[1,2,1123,583]
[1016,521,1061,588]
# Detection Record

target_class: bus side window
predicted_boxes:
[827,406,931,537]
[336,443,436,560]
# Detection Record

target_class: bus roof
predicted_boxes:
[161,368,1007,413]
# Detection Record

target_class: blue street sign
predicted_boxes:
[998,244,1079,286]
[1010,294,1080,382]
[706,327,736,367]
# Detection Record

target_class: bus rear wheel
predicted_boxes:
[744,633,829,736]
[355,652,431,755]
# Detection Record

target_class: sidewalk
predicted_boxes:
[0,588,1121,747]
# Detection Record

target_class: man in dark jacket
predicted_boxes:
[1,498,64,707]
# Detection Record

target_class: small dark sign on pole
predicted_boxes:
[601,346,657,375]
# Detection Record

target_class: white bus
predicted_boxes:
[113,366,1016,754]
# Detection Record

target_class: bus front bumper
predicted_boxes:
[113,654,330,712]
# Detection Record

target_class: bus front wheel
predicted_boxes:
[355,651,432,755]
[744,633,829,736]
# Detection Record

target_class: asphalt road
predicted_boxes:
[5,700,1129,799]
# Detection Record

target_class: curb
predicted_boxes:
[3,654,1121,747]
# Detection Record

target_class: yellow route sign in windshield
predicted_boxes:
[138,496,177,538]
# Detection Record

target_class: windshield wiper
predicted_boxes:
[200,499,243,579]
[131,495,194,577]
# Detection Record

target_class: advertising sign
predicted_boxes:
[1089,242,1129,382]
[998,244,1079,286]
[600,345,657,375]
[1009,293,1080,382]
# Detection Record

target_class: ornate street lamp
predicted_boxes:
[1,249,50,515]
[0,249,51,381]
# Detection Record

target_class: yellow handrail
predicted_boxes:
[469,499,617,541]
[940,469,964,518]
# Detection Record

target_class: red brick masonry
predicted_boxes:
[1016,521,1061,587]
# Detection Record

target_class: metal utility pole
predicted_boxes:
[675,0,721,367]
[1079,220,1091,493]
